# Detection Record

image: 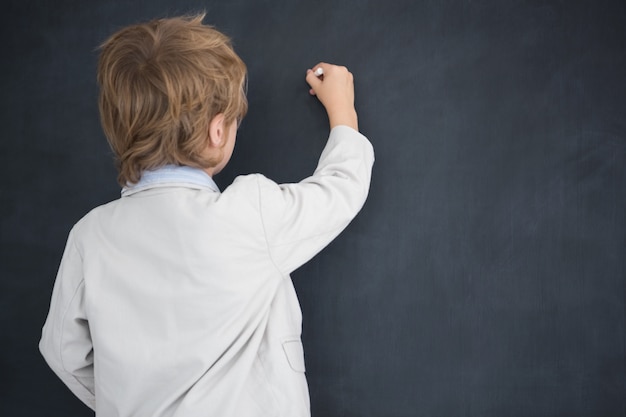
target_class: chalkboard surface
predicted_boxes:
[1,1,624,416]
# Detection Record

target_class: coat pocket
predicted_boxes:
[281,338,306,372]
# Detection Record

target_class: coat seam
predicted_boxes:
[256,175,289,278]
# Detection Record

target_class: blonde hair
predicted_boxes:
[97,13,248,186]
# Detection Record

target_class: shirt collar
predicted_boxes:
[121,165,220,196]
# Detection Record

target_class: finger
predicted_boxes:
[312,62,327,73]
[305,68,323,90]
[310,62,330,80]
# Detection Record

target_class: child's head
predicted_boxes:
[97,13,248,185]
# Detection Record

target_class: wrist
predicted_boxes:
[328,108,358,131]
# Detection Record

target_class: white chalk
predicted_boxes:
[314,67,324,77]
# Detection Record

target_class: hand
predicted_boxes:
[306,63,358,131]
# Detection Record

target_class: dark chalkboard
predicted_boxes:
[1,1,624,416]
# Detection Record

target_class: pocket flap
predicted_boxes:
[281,339,306,372]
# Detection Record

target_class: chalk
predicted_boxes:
[314,67,324,77]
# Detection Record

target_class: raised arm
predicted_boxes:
[256,63,373,274]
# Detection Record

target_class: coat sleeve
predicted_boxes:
[257,125,374,274]
[39,227,96,410]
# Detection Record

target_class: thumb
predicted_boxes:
[305,68,322,93]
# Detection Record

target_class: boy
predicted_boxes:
[39,13,373,417]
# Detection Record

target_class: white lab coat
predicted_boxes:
[39,125,374,416]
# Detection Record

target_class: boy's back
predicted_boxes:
[39,14,373,417]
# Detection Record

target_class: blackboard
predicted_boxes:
[1,1,624,416]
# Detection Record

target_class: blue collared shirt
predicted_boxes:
[121,165,220,196]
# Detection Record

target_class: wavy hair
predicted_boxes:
[97,13,248,185]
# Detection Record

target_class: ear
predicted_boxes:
[207,113,226,148]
